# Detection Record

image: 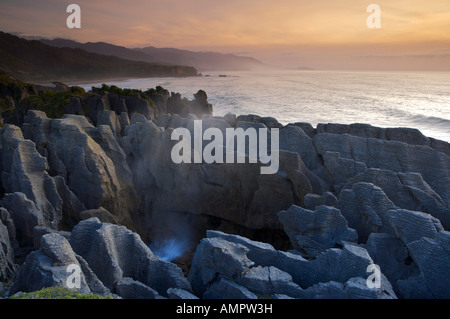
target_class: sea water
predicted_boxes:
[75,70,450,142]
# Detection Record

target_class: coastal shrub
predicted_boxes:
[108,85,123,95]
[43,92,72,118]
[70,85,86,96]
[146,86,169,96]
[21,95,44,108]
[27,91,73,118]
[41,89,55,100]
[92,83,140,97]
[89,83,110,95]
[122,88,141,96]
[90,84,157,108]
[146,88,157,95]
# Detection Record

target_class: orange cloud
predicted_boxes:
[1,0,449,69]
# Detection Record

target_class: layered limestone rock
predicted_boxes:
[278,205,357,257]
[0,208,18,281]
[9,219,191,299]
[9,232,111,297]
[1,86,449,299]
[22,111,139,230]
[314,132,450,205]
[120,116,314,246]
[1,124,62,231]
[189,230,396,299]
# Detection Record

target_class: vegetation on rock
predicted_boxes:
[10,286,113,299]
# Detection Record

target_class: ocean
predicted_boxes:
[75,70,450,142]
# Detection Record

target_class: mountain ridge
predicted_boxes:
[0,31,198,82]
[40,38,264,71]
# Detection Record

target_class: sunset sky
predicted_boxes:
[1,0,450,70]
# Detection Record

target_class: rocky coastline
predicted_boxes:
[0,76,449,299]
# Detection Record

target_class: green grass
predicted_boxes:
[10,286,113,299]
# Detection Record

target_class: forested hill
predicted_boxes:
[0,31,198,82]
[41,38,264,72]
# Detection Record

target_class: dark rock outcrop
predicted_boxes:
[337,182,398,242]
[9,232,110,297]
[9,218,192,299]
[1,81,449,299]
[2,192,46,250]
[69,218,191,297]
[314,132,450,204]
[365,233,419,295]
[1,124,63,231]
[115,277,161,299]
[278,205,357,257]
[22,111,139,230]
[189,230,396,299]
[0,208,18,281]
[120,116,313,248]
